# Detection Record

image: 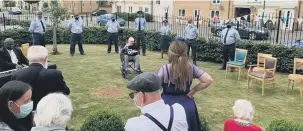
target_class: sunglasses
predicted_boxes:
[129,91,145,99]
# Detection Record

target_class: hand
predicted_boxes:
[16,64,23,69]
[187,88,197,99]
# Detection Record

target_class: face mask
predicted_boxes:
[133,93,142,109]
[13,101,33,119]
[227,25,232,28]
[75,17,79,20]
[112,19,115,22]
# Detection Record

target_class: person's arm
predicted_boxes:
[16,48,29,66]
[29,21,35,33]
[195,28,199,38]
[68,21,72,29]
[157,65,165,83]
[117,21,120,29]
[187,65,213,98]
[235,30,241,42]
[54,71,70,95]
[0,52,17,70]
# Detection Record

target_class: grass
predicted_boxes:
[47,44,303,130]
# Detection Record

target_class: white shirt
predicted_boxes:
[7,49,18,64]
[105,20,120,33]
[125,99,188,131]
[68,19,84,34]
[29,19,46,34]
[220,27,241,45]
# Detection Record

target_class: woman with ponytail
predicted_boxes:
[157,40,213,131]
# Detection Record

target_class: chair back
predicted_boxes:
[257,53,272,67]
[21,43,29,57]
[293,58,303,74]
[234,48,248,64]
[264,57,277,74]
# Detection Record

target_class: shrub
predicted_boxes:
[115,12,152,22]
[80,110,124,131]
[266,119,303,131]
[199,114,210,131]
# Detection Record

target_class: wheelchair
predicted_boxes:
[119,49,142,79]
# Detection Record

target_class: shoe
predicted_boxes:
[125,70,131,74]
[107,52,111,54]
[143,53,146,56]
[81,53,86,55]
[219,68,226,70]
[70,54,74,57]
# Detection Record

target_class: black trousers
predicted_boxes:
[136,31,146,54]
[32,33,45,47]
[70,33,84,55]
[222,43,236,69]
[186,39,197,65]
[107,32,119,53]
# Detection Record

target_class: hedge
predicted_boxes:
[199,114,210,131]
[0,26,302,72]
[266,119,303,131]
[115,12,152,22]
[80,110,124,131]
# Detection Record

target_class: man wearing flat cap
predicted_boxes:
[0,38,29,72]
[124,72,188,131]
[135,11,147,56]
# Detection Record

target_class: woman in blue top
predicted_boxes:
[157,40,213,131]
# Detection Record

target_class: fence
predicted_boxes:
[1,11,303,47]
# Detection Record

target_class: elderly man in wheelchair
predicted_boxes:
[120,37,142,76]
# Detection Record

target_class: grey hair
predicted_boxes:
[27,46,48,63]
[34,93,73,127]
[3,38,14,45]
[232,99,254,122]
[36,11,42,15]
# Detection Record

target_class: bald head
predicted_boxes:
[27,46,48,68]
[128,37,135,46]
[3,38,15,50]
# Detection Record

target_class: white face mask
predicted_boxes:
[188,24,192,27]
[133,93,142,109]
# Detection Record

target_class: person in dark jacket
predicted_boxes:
[0,38,29,72]
[0,81,33,131]
[11,46,70,110]
[121,37,141,74]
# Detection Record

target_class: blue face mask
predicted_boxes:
[13,101,33,119]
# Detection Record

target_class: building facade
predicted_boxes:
[112,0,152,14]
[152,0,174,22]
[61,0,112,14]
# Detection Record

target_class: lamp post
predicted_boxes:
[164,6,169,20]
[261,0,266,27]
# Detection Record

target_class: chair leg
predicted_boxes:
[287,79,290,93]
[238,68,241,81]
[262,81,265,96]
[247,77,251,89]
[292,80,295,90]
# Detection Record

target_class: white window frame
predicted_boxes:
[212,0,220,4]
[194,9,200,19]
[210,10,220,18]
[139,7,143,11]
[248,0,261,3]
[178,9,185,17]
[129,6,132,13]
[117,6,121,12]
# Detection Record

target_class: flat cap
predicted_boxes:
[127,72,161,92]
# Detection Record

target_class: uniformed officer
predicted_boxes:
[125,72,188,131]
[68,14,85,56]
[184,20,198,65]
[135,11,147,56]
[220,22,241,70]
[106,16,120,54]
[29,11,46,47]
[159,20,171,59]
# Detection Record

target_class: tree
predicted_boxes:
[43,0,69,54]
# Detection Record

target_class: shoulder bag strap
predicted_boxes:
[144,113,167,131]
[167,106,174,131]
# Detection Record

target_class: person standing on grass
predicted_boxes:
[135,11,147,56]
[106,15,120,54]
[160,20,171,59]
[29,11,46,47]
[157,41,213,131]
[68,14,85,56]
[184,20,198,65]
[219,22,240,70]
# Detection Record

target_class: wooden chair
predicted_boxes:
[21,43,29,57]
[287,58,303,97]
[248,56,277,96]
[252,53,273,71]
[225,48,248,80]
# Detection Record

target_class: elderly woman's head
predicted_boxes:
[3,38,15,50]
[232,99,255,122]
[34,93,72,128]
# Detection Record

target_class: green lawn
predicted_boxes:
[47,44,303,131]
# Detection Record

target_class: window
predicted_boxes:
[156,0,160,4]
[194,9,200,19]
[248,0,261,3]
[210,10,220,18]
[145,7,149,13]
[139,7,143,11]
[117,6,121,12]
[129,6,132,13]
[212,0,220,4]
[178,9,185,17]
